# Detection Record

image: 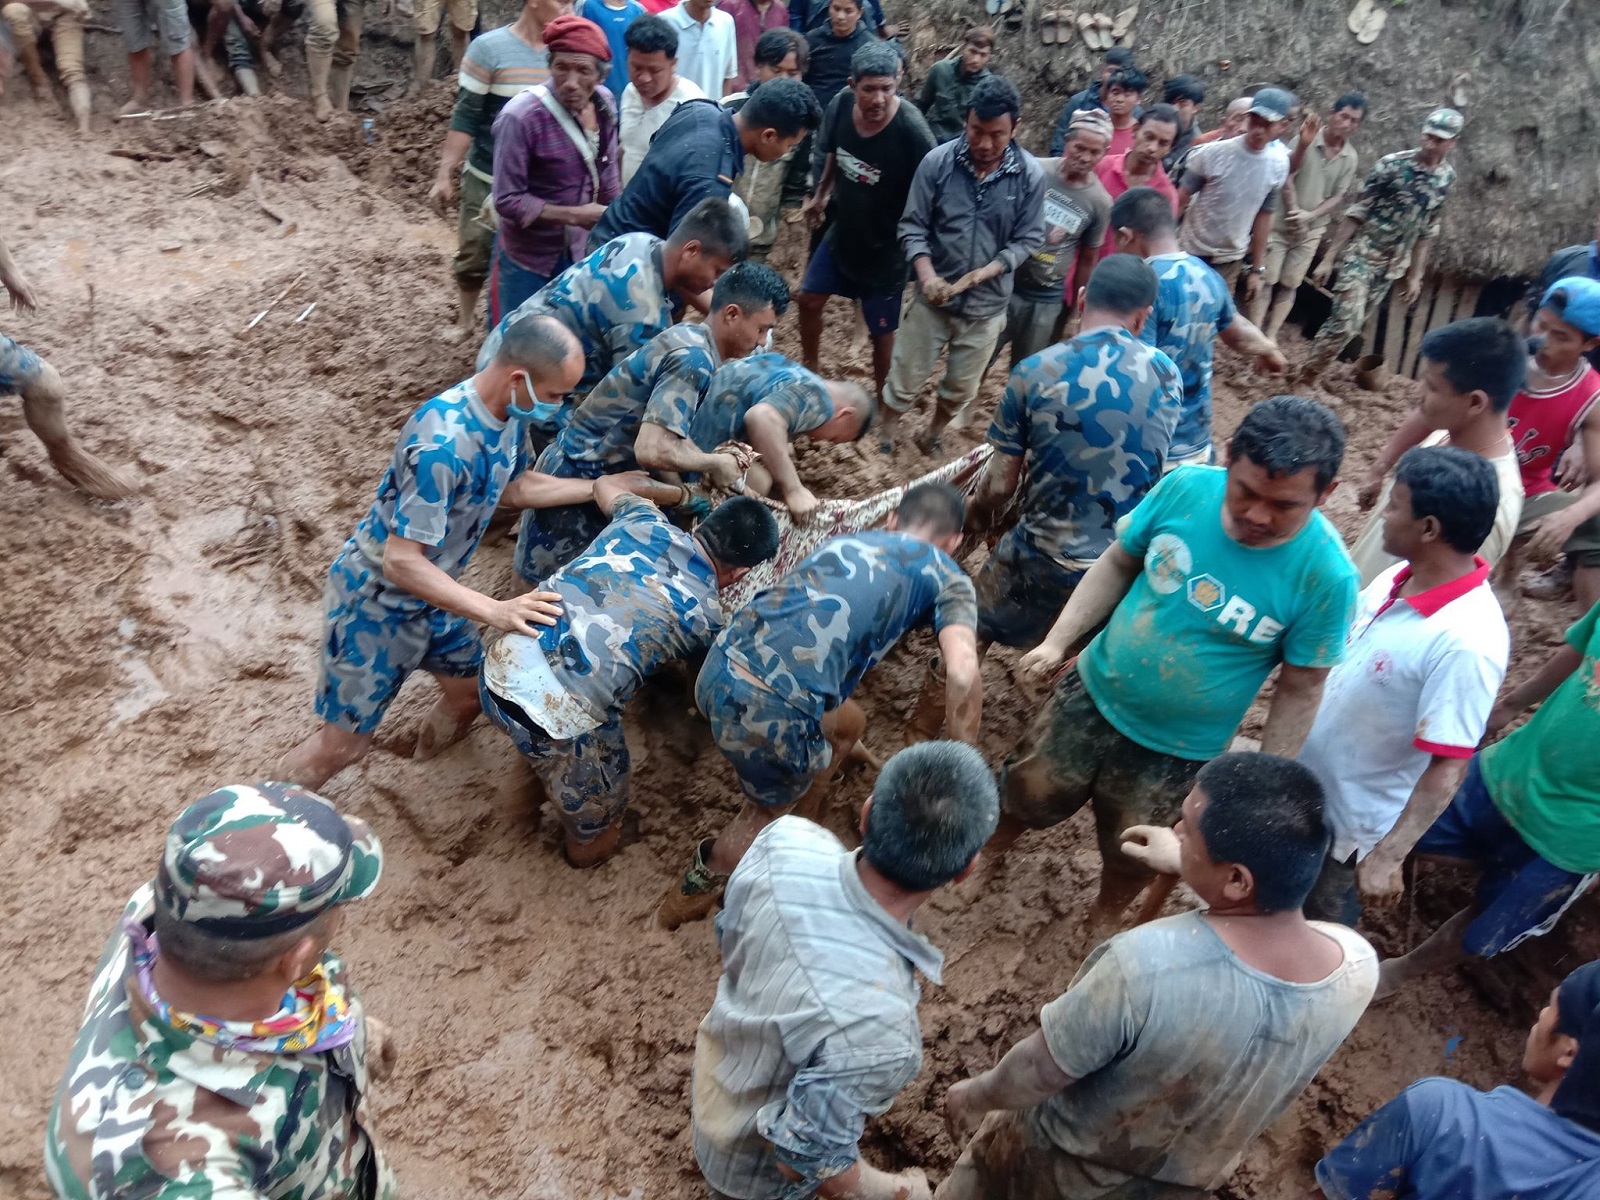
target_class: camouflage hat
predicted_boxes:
[155,782,383,938]
[1423,107,1464,140]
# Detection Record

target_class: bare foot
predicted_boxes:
[117,95,152,116]
[312,94,334,122]
[261,49,283,78]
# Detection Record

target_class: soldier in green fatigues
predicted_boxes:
[1299,108,1462,385]
[45,782,396,1200]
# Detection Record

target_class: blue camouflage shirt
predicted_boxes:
[716,531,977,719]
[1141,252,1235,460]
[538,494,724,715]
[549,322,722,476]
[989,326,1183,570]
[689,353,835,451]
[351,379,523,578]
[475,232,684,401]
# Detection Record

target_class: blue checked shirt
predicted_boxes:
[692,817,942,1199]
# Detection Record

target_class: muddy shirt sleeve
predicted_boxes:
[1313,1080,1444,1199]
[986,372,1029,456]
[1038,940,1140,1080]
[1413,642,1503,756]
[641,345,717,438]
[930,557,978,632]
[1281,546,1358,669]
[1112,466,1183,560]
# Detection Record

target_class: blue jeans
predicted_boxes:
[488,239,566,331]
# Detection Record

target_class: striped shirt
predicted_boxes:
[450,26,552,178]
[692,817,942,1200]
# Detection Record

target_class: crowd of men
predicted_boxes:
[9,4,1600,1199]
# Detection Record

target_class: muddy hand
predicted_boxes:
[785,486,820,524]
[5,270,39,314]
[490,591,563,635]
[1015,645,1064,695]
[1356,853,1404,907]
[943,1080,985,1146]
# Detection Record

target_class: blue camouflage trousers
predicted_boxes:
[695,643,830,809]
[515,445,607,585]
[316,542,483,735]
[478,673,629,842]
[1,333,45,395]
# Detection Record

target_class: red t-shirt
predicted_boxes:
[1093,153,1179,259]
[1107,123,1135,158]
[1508,363,1600,496]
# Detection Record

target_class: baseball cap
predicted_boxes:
[1542,276,1600,337]
[1248,87,1295,123]
[156,781,384,938]
[1423,107,1464,140]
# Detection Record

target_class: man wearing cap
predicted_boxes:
[46,782,395,1200]
[489,13,622,325]
[1175,86,1295,300]
[1524,211,1600,372]
[1301,108,1462,385]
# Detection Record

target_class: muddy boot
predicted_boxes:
[656,839,730,930]
[328,62,353,112]
[68,81,92,134]
[563,820,623,869]
[235,66,261,96]
[307,46,334,120]
[48,438,138,500]
[408,32,435,97]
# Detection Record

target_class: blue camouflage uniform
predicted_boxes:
[1,331,45,394]
[317,379,523,735]
[688,352,836,451]
[481,494,726,842]
[517,322,723,583]
[978,325,1183,647]
[698,531,977,806]
[1142,251,1235,464]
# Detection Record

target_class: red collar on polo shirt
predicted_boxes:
[1375,556,1492,619]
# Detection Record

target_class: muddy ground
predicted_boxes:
[2,74,1597,1200]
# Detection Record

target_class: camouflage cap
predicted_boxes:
[1423,107,1464,140]
[155,782,383,938]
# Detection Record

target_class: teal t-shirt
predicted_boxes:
[1078,465,1358,760]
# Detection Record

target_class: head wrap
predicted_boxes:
[1552,959,1600,1134]
[1067,108,1113,143]
[543,14,612,62]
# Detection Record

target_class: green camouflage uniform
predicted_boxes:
[1304,148,1456,377]
[45,782,394,1200]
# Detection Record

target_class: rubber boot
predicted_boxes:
[307,45,333,121]
[407,31,435,97]
[329,62,353,112]
[67,80,91,133]
[234,66,261,96]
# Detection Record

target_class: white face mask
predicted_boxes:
[507,371,563,427]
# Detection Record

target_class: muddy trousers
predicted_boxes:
[305,0,361,65]
[1304,263,1393,379]
[2,6,87,86]
[881,293,1007,426]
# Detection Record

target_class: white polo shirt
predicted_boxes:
[1298,559,1509,861]
[661,2,738,99]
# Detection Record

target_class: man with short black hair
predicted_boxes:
[722,27,809,260]
[939,753,1376,1200]
[798,40,936,400]
[1109,185,1286,469]
[619,14,706,185]
[591,77,822,246]
[1299,446,1509,925]
[1048,43,1136,156]
[483,483,780,867]
[1177,85,1295,298]
[1004,396,1359,923]
[880,74,1045,454]
[1099,63,1146,158]
[1093,104,1181,252]
[47,782,396,1200]
[660,483,985,928]
[661,0,738,97]
[1159,73,1205,172]
[1523,211,1600,371]
[692,740,998,1200]
[914,24,992,144]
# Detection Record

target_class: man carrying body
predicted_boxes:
[1249,92,1364,338]
[914,24,991,145]
[659,483,984,927]
[797,41,936,400]
[590,78,821,247]
[879,74,1045,455]
[46,782,396,1200]
[482,484,779,866]
[661,0,737,97]
[939,753,1376,1199]
[281,317,649,790]
[1108,186,1286,470]
[687,350,873,520]
[1047,43,1135,156]
[1,233,134,499]
[429,0,560,342]
[722,27,808,261]
[692,741,998,1200]
[1299,446,1509,925]
[1347,316,1526,583]
[989,108,1110,373]
[490,15,621,324]
[1301,108,1462,385]
[2,0,90,131]
[518,259,789,580]
[1176,85,1294,300]
[1004,396,1358,924]
[619,15,705,185]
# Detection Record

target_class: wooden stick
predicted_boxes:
[109,149,176,162]
[295,302,317,322]
[244,271,305,331]
[248,172,291,224]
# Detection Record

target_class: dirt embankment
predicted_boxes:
[2,80,1595,1200]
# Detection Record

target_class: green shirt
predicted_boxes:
[1481,599,1600,873]
[1078,465,1357,760]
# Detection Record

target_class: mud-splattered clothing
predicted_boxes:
[693,816,942,1200]
[688,352,835,452]
[317,379,520,734]
[0,330,45,393]
[1141,251,1235,460]
[1077,464,1357,760]
[45,886,393,1200]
